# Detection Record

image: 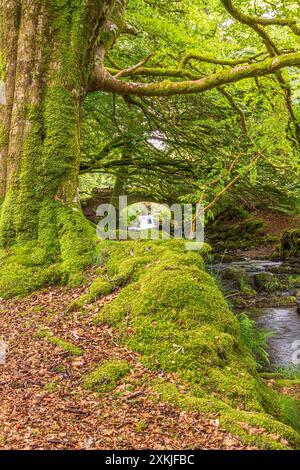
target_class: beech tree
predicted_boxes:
[0,0,299,292]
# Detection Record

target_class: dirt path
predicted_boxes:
[0,283,252,450]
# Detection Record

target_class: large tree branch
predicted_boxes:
[222,0,300,36]
[90,52,300,96]
[106,52,268,80]
[221,0,281,55]
[204,154,260,212]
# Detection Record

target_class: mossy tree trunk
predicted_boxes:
[0,0,114,270]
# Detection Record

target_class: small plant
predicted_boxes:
[44,381,59,393]
[238,313,271,367]
[277,394,300,433]
[136,419,148,432]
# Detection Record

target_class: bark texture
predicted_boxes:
[0,0,114,261]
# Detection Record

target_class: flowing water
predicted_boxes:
[211,258,300,368]
[249,306,300,367]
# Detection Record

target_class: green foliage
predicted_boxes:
[277,394,300,433]
[274,366,300,381]
[79,0,300,218]
[238,313,271,367]
[208,211,267,250]
[83,359,131,393]
[253,273,281,293]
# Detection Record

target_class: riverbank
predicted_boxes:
[208,250,300,436]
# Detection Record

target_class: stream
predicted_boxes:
[249,306,299,366]
[210,258,300,368]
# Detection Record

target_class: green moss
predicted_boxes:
[88,278,114,299]
[36,328,83,356]
[154,381,300,450]
[208,215,266,250]
[0,0,100,293]
[83,359,131,393]
[253,273,281,293]
[288,275,300,289]
[0,125,7,147]
[0,247,64,298]
[56,205,97,285]
[44,381,59,393]
[0,203,98,298]
[281,229,300,258]
[0,51,6,81]
[67,277,114,311]
[83,238,300,448]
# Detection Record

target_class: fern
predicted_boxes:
[238,312,272,367]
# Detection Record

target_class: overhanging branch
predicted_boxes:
[90,52,300,97]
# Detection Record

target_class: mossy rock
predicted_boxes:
[281,229,300,259]
[208,214,266,250]
[253,273,281,293]
[67,278,115,311]
[83,359,131,393]
[221,267,256,295]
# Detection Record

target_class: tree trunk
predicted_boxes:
[0,0,114,275]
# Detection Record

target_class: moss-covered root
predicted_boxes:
[36,328,83,356]
[0,202,98,299]
[83,359,131,393]
[155,381,300,450]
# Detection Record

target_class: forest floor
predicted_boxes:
[0,281,254,450]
